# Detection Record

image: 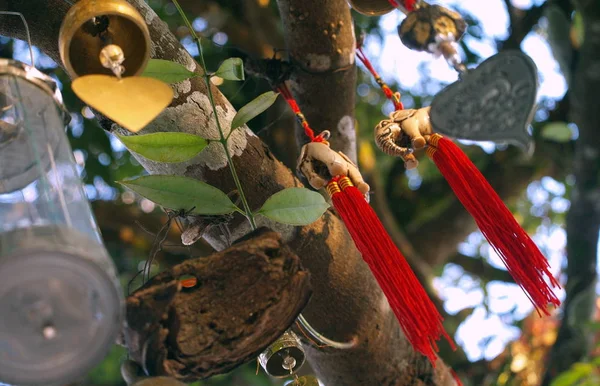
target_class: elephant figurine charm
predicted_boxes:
[374,106,433,169]
[297,133,370,196]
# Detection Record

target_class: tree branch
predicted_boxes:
[542,0,600,383]
[449,253,515,284]
[276,0,358,162]
[0,1,457,384]
[500,1,546,50]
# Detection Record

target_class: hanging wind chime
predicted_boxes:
[272,83,454,365]
[59,0,173,134]
[353,2,561,315]
[350,0,539,151]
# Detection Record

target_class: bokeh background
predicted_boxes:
[1,0,596,384]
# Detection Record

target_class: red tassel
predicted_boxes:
[327,177,454,364]
[426,134,561,315]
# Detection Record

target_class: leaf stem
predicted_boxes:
[172,0,257,231]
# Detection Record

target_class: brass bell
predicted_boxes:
[398,3,467,53]
[347,0,395,16]
[258,330,306,378]
[58,0,151,79]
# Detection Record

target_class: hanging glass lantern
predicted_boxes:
[0,59,123,385]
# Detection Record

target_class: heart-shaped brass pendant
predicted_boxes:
[429,51,538,151]
[72,75,173,133]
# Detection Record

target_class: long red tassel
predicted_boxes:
[327,176,455,364]
[427,134,561,315]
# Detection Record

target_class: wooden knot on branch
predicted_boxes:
[124,228,312,383]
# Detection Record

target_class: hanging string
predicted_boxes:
[356,46,404,111]
[276,83,327,144]
[357,40,561,318]
[274,79,454,364]
[387,0,419,13]
[0,12,35,67]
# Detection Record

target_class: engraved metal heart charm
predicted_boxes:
[429,50,538,151]
[72,75,173,133]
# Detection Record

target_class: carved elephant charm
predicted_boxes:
[297,141,370,195]
[374,106,432,169]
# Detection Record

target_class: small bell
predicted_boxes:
[346,0,395,16]
[397,3,467,54]
[258,330,306,378]
[58,0,151,79]
[58,0,173,133]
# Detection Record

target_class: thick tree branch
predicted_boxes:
[0,1,457,385]
[449,254,515,284]
[276,0,358,162]
[500,1,546,50]
[542,1,600,383]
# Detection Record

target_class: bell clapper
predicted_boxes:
[99,44,126,79]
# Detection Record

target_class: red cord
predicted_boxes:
[388,0,418,11]
[277,84,326,143]
[356,47,404,111]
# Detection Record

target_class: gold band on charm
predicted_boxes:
[426,133,443,158]
[326,181,341,197]
[338,176,354,191]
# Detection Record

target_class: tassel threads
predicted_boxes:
[327,176,454,364]
[427,134,561,315]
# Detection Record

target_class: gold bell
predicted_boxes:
[347,0,395,16]
[258,331,306,378]
[59,0,151,79]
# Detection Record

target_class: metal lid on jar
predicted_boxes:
[0,59,71,194]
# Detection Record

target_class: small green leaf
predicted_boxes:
[231,91,278,129]
[214,58,245,81]
[541,122,573,143]
[117,133,208,163]
[119,175,237,215]
[141,59,196,83]
[551,363,595,386]
[573,11,585,47]
[257,187,329,226]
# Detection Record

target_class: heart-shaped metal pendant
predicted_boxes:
[429,51,538,151]
[72,75,173,133]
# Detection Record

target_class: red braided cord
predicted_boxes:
[356,47,404,111]
[388,0,418,11]
[276,84,325,143]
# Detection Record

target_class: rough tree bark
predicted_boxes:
[125,229,312,382]
[0,0,458,385]
[542,0,600,383]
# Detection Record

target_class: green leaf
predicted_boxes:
[214,58,245,81]
[141,59,196,83]
[551,363,595,386]
[541,122,573,143]
[231,91,278,129]
[573,11,585,47]
[117,132,208,163]
[119,175,237,215]
[256,187,329,226]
